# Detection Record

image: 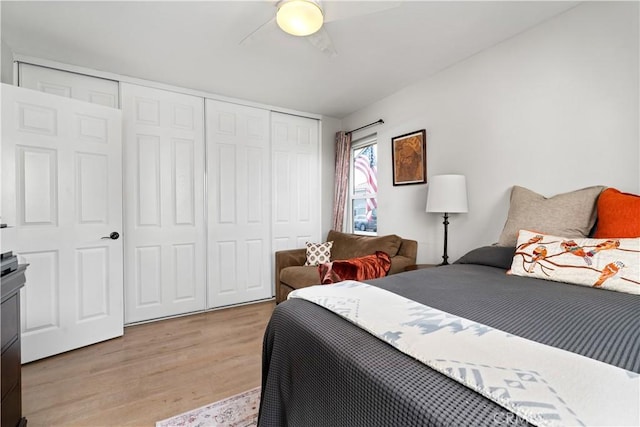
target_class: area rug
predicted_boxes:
[156,387,260,427]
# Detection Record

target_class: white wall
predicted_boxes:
[342,2,639,264]
[0,4,11,84]
[1,39,13,84]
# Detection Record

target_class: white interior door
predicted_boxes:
[206,99,271,308]
[271,112,321,261]
[19,62,119,108]
[121,83,206,323]
[0,84,124,363]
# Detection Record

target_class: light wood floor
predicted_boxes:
[21,301,275,426]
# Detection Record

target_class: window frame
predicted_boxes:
[349,134,378,235]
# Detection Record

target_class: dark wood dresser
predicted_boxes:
[1,264,28,427]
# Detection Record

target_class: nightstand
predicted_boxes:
[404,264,438,272]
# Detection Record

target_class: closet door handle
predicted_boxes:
[101,232,120,240]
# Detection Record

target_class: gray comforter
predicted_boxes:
[258,248,640,426]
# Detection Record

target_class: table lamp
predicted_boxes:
[425,174,468,265]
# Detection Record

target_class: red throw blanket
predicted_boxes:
[318,251,392,284]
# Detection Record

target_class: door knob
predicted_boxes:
[101,232,120,240]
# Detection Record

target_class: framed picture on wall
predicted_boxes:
[391,129,427,186]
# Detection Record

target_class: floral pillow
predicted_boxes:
[510,229,640,295]
[304,241,333,266]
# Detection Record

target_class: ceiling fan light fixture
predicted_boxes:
[276,0,324,37]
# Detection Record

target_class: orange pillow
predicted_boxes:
[593,188,640,238]
[318,251,391,284]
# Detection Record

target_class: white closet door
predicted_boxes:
[1,84,124,363]
[19,63,119,108]
[121,83,206,323]
[206,99,271,308]
[271,112,321,263]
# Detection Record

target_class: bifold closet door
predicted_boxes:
[206,99,272,308]
[271,112,321,259]
[121,83,206,323]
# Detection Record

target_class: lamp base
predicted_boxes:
[440,212,450,266]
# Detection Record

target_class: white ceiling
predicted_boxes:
[1,1,579,118]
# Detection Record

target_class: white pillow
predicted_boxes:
[510,229,640,295]
[304,241,333,266]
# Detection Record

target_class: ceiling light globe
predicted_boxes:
[277,0,324,37]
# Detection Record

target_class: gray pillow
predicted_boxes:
[454,246,515,270]
[497,185,604,247]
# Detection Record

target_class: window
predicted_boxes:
[350,136,377,235]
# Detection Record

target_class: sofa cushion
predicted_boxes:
[280,266,321,289]
[327,230,402,260]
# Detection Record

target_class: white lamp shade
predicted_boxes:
[425,174,469,213]
[276,0,324,36]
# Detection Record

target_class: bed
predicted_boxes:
[257,245,640,426]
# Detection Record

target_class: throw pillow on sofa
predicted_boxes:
[304,241,333,266]
[318,251,392,284]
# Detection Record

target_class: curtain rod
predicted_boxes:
[346,119,384,135]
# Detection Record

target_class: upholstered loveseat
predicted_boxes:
[275,230,418,303]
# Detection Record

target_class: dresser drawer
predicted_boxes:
[1,293,19,352]
[1,338,21,401]
[1,381,22,427]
